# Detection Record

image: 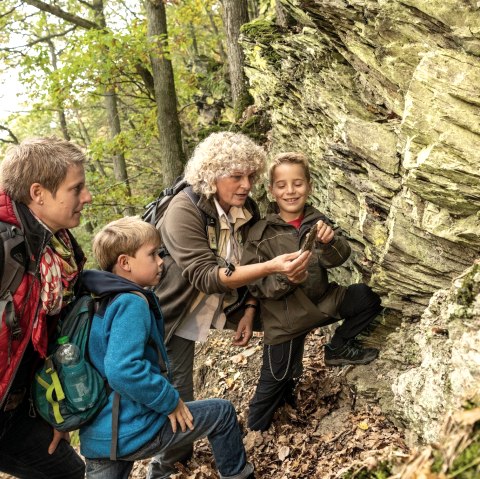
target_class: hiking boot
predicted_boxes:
[324,340,379,366]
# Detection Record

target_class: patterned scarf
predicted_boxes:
[39,230,79,315]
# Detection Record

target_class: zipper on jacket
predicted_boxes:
[282,297,294,329]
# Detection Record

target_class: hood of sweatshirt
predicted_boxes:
[80,269,162,319]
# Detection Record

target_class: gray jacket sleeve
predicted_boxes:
[160,193,231,295]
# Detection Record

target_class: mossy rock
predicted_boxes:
[240,19,284,44]
[455,263,480,308]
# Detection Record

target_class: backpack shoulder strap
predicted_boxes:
[0,220,26,298]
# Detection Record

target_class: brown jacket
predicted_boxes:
[155,191,259,343]
[241,205,350,345]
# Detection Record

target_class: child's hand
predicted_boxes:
[316,220,334,244]
[168,399,194,433]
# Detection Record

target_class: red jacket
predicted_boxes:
[0,192,85,406]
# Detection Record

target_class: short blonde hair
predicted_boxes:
[184,132,266,197]
[93,216,160,272]
[0,137,86,204]
[269,152,312,186]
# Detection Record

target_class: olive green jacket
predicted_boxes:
[241,205,350,345]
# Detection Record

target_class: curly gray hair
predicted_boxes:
[184,132,266,197]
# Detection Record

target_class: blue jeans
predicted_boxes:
[0,398,85,479]
[85,399,254,479]
[149,334,196,477]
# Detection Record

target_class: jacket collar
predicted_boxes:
[80,269,161,318]
[265,203,321,226]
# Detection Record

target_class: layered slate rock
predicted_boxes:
[392,261,480,442]
[240,0,480,442]
[241,0,480,317]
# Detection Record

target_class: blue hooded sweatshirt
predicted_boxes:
[79,270,179,459]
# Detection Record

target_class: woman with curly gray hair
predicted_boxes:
[149,132,311,479]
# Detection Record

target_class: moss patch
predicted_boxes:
[342,461,392,478]
[456,263,480,307]
[448,427,480,478]
[241,19,284,44]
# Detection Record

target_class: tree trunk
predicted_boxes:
[221,0,252,121]
[47,38,70,140]
[206,6,227,64]
[93,0,134,215]
[144,0,185,186]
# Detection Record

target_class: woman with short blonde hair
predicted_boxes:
[0,137,91,479]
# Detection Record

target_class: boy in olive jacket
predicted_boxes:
[241,152,382,431]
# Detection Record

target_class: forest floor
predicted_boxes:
[129,326,410,479]
[0,326,410,479]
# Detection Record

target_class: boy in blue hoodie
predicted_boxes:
[80,217,254,479]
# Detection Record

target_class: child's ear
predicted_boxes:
[116,254,131,273]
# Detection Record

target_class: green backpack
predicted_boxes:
[32,292,147,460]
[32,294,109,431]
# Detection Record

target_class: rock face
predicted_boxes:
[392,261,480,443]
[241,0,480,442]
[241,0,479,316]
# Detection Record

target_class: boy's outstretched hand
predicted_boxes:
[168,399,194,433]
[315,219,334,244]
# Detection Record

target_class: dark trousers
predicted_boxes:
[248,283,381,431]
[0,398,85,479]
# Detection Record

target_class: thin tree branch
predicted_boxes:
[0,126,19,144]
[22,0,100,29]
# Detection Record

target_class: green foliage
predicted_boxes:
[342,461,392,479]
[448,428,480,478]
[0,0,271,240]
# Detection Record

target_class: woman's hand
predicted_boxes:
[168,399,194,433]
[268,250,311,284]
[232,312,254,346]
[316,220,334,244]
[48,429,70,455]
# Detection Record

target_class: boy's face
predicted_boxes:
[269,163,311,222]
[126,242,164,288]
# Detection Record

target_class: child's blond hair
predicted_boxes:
[268,152,312,186]
[93,216,160,272]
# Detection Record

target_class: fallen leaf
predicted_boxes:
[278,445,290,461]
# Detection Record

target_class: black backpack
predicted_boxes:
[0,221,27,338]
[143,175,202,229]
